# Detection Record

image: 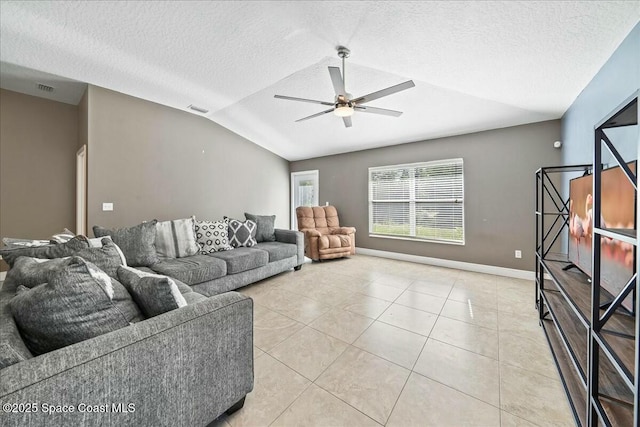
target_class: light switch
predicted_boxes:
[102,202,114,211]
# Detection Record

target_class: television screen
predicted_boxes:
[568,161,637,312]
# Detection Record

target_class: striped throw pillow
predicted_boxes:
[49,228,75,244]
[155,217,199,258]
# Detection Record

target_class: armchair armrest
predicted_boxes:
[300,228,322,238]
[330,227,356,235]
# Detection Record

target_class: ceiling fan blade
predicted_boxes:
[328,66,346,96]
[354,105,403,117]
[295,108,334,122]
[274,94,334,106]
[352,80,415,104]
[343,116,352,128]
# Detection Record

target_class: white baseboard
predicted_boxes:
[355,247,536,280]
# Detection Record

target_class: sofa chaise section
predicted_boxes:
[0,289,254,427]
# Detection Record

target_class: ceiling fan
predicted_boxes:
[274,46,415,128]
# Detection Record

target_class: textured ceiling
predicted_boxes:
[0,1,638,160]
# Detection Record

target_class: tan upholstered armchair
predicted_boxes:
[296,205,356,261]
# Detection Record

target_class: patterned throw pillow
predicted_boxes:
[227,219,257,248]
[154,217,200,258]
[194,219,233,254]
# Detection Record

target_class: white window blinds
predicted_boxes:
[368,158,464,244]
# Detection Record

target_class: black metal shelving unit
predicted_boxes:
[589,92,638,427]
[535,92,638,427]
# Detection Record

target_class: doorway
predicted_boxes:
[291,170,319,230]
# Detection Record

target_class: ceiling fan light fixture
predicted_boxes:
[334,104,354,117]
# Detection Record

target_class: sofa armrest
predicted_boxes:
[0,292,253,427]
[275,229,304,266]
[330,227,356,235]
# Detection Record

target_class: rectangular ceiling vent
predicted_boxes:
[188,104,209,114]
[36,83,55,92]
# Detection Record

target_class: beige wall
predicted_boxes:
[86,85,290,231]
[291,120,562,270]
[0,89,78,245]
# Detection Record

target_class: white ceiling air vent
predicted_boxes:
[36,82,55,92]
[187,104,209,114]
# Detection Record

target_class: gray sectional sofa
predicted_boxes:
[0,228,305,426]
[153,229,305,296]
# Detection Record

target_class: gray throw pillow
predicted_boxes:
[195,219,233,253]
[244,213,276,243]
[0,235,90,267]
[117,265,187,318]
[155,217,200,258]
[226,218,257,248]
[129,276,187,318]
[93,221,159,267]
[74,239,126,278]
[10,257,143,355]
[5,257,70,288]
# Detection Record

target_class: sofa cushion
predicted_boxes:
[195,219,233,253]
[227,218,257,248]
[209,247,268,274]
[10,257,142,355]
[251,242,297,262]
[0,236,90,268]
[149,255,227,285]
[244,213,276,243]
[0,342,24,369]
[93,221,159,267]
[155,217,200,258]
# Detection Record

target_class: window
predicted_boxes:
[368,158,464,244]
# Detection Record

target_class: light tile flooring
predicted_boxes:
[213,255,573,427]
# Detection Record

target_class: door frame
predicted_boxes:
[291,170,319,229]
[76,145,87,235]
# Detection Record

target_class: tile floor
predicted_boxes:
[213,255,573,427]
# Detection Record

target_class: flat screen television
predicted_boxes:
[568,161,637,313]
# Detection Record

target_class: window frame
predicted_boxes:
[368,158,465,245]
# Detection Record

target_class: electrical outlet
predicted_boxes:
[515,250,522,259]
[102,202,114,211]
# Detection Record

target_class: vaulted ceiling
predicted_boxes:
[1,1,638,160]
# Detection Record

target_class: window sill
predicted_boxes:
[369,233,465,246]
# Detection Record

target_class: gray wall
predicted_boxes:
[0,89,78,259]
[86,85,290,230]
[561,23,639,167]
[291,120,562,270]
